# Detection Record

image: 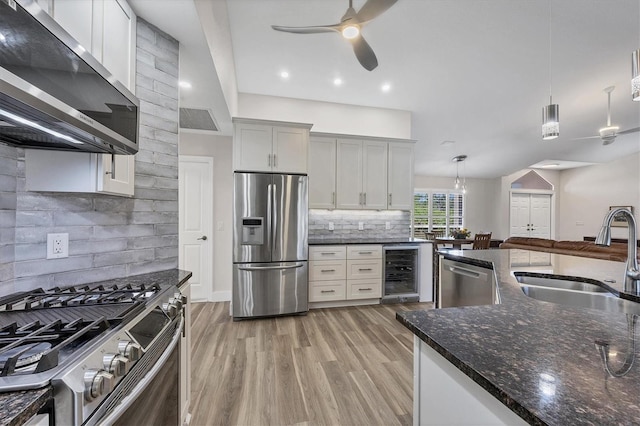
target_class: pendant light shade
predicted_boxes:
[542,101,560,140]
[632,49,640,101]
[452,155,467,192]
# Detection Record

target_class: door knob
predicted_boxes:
[197,236,207,241]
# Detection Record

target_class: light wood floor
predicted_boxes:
[189,302,433,426]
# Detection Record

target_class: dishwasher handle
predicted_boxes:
[447,265,484,279]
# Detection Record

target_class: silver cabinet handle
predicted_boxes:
[359,251,372,254]
[197,236,207,240]
[359,193,363,205]
[273,153,277,167]
[358,288,373,291]
[332,192,335,206]
[448,265,482,279]
[320,269,336,272]
[321,290,336,294]
[268,154,271,167]
[358,268,373,271]
[239,263,304,271]
[389,193,392,206]
[320,252,336,255]
[363,192,367,205]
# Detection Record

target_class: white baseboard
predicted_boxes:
[211,290,231,302]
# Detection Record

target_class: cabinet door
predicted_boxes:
[51,0,94,52]
[179,282,191,425]
[102,0,136,90]
[388,143,414,210]
[233,123,273,172]
[308,137,337,208]
[273,126,308,174]
[98,154,135,196]
[362,141,388,209]
[336,139,363,209]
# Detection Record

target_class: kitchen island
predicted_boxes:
[397,249,640,425]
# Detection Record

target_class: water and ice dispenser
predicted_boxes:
[241,217,264,245]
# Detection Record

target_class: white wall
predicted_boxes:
[413,175,501,237]
[179,131,233,301]
[237,93,412,139]
[557,152,640,241]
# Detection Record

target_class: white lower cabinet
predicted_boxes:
[309,245,382,305]
[179,281,192,426]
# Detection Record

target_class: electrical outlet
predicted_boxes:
[358,222,364,231]
[328,222,334,231]
[385,221,391,230]
[47,233,69,259]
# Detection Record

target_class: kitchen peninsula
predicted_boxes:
[397,249,640,425]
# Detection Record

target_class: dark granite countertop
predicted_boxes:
[309,237,429,245]
[397,249,640,425]
[0,268,191,426]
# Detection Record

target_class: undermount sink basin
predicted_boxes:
[515,274,640,316]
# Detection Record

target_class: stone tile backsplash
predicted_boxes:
[0,19,180,296]
[309,210,411,240]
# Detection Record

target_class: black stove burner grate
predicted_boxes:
[0,317,109,376]
[0,283,162,311]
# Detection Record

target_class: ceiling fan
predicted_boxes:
[271,0,398,71]
[575,86,640,145]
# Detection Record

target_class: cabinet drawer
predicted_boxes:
[347,279,382,300]
[310,245,347,261]
[309,281,346,302]
[346,259,381,280]
[347,245,382,259]
[310,260,346,281]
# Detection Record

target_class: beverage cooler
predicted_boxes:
[382,245,420,303]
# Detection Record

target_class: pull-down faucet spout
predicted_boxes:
[595,207,640,291]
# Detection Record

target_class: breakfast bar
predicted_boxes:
[397,249,640,425]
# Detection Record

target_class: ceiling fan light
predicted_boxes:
[632,49,640,101]
[341,25,360,39]
[542,103,559,140]
[599,126,619,138]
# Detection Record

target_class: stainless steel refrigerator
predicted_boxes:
[232,172,308,319]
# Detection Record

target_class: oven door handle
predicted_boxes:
[96,316,184,426]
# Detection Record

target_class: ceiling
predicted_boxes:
[131,0,640,179]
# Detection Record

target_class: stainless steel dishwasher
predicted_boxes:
[439,258,497,308]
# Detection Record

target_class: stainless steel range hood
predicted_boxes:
[0,0,139,154]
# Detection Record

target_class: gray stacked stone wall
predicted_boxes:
[309,210,411,240]
[0,19,179,296]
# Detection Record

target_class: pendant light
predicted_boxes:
[452,155,467,193]
[542,0,559,140]
[632,49,640,101]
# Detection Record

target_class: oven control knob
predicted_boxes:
[169,297,183,312]
[162,302,178,318]
[103,353,130,377]
[84,369,115,401]
[118,341,142,362]
[174,292,188,305]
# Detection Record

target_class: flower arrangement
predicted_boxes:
[451,228,470,239]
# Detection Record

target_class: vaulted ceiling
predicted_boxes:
[132,0,640,179]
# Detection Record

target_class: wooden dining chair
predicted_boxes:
[472,232,492,249]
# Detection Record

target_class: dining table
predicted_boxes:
[435,237,503,249]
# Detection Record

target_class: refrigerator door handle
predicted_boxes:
[238,263,305,271]
[270,181,278,254]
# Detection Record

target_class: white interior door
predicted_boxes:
[529,194,551,239]
[179,156,213,302]
[509,193,551,239]
[509,193,531,237]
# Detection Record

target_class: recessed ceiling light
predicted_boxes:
[541,163,560,168]
[179,81,192,89]
[280,71,290,79]
[381,83,391,92]
[441,140,456,146]
[333,78,343,86]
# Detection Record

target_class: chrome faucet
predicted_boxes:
[595,207,640,288]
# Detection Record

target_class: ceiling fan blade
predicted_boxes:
[355,0,398,23]
[271,24,340,34]
[618,127,640,135]
[350,35,378,71]
[571,135,601,140]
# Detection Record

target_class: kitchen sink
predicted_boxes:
[515,274,640,316]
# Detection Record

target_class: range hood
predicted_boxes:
[0,0,139,154]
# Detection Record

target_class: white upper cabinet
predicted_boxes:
[388,143,414,210]
[362,141,388,210]
[312,134,415,211]
[39,0,136,92]
[308,137,337,209]
[336,139,364,209]
[233,118,312,174]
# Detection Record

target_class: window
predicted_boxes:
[413,190,464,236]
